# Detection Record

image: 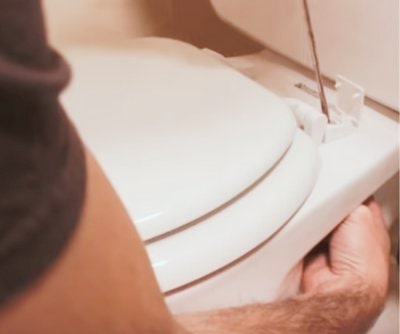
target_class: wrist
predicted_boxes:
[297,280,385,333]
[303,273,387,305]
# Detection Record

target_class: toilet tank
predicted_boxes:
[210,0,399,111]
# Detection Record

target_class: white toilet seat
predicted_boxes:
[61,37,319,294]
[62,38,299,241]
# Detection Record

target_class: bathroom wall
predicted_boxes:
[42,0,261,55]
[211,0,400,110]
[42,0,172,46]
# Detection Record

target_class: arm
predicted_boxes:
[0,1,175,332]
[177,290,380,334]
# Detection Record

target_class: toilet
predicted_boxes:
[59,1,399,314]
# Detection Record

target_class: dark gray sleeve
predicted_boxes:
[0,0,86,306]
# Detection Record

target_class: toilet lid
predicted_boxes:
[62,38,297,241]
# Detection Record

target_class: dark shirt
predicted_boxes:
[0,0,86,306]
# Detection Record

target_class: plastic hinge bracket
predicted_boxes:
[286,75,365,144]
[324,75,365,142]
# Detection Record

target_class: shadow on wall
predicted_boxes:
[134,0,263,56]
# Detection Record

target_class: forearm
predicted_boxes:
[176,287,382,334]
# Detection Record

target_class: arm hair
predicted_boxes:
[175,287,383,334]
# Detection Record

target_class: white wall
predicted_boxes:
[42,0,173,46]
[41,0,262,56]
[211,0,399,110]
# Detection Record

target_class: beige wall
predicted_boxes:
[42,0,261,56]
[42,0,172,46]
[211,0,399,110]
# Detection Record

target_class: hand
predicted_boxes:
[301,198,391,306]
[177,200,391,334]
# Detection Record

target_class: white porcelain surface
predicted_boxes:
[165,51,399,313]
[148,129,319,292]
[61,38,297,240]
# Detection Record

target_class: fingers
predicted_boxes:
[346,204,372,223]
[363,198,391,254]
[364,197,386,229]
